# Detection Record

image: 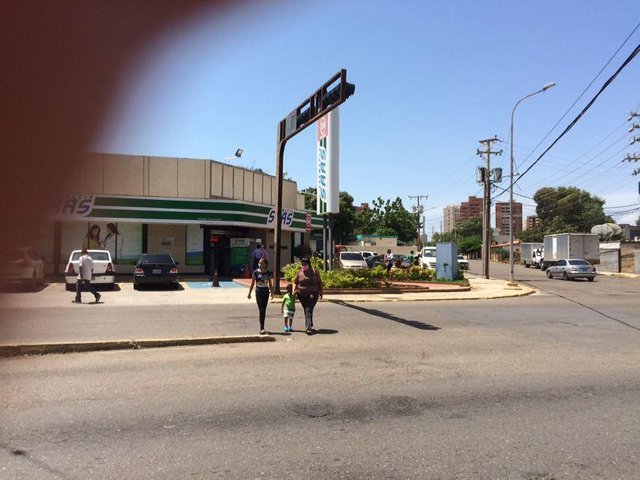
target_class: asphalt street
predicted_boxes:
[1,261,639,479]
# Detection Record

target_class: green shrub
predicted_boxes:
[390,265,434,281]
[282,261,438,288]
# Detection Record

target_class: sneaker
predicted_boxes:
[283,326,289,332]
[72,299,81,304]
[259,330,267,335]
[95,293,101,303]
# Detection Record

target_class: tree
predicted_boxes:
[432,231,454,243]
[636,215,640,227]
[454,216,483,238]
[301,187,316,211]
[534,186,613,234]
[452,217,484,255]
[367,197,419,243]
[516,225,545,243]
[432,217,483,255]
[300,187,358,242]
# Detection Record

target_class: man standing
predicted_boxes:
[73,248,101,304]
[251,243,268,271]
[384,248,394,274]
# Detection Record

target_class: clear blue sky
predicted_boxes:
[94,0,640,231]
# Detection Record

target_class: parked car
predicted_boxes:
[457,254,469,270]
[133,253,179,289]
[392,254,412,268]
[338,252,368,270]
[366,254,386,268]
[545,258,596,281]
[366,254,410,269]
[64,250,116,291]
[1,246,45,291]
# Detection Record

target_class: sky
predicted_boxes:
[94,0,640,233]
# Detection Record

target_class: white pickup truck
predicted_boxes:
[419,246,437,269]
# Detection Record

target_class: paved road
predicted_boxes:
[1,264,639,478]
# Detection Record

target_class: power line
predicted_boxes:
[517,21,640,170]
[513,42,640,188]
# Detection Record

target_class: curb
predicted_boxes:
[0,335,275,357]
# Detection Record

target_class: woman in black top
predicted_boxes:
[247,258,274,334]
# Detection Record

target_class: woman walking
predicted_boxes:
[294,257,323,335]
[247,258,274,334]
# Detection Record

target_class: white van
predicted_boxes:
[419,246,437,269]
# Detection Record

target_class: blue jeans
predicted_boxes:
[75,279,99,302]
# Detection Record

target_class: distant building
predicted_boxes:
[460,196,483,221]
[443,205,460,233]
[525,215,539,230]
[495,201,522,243]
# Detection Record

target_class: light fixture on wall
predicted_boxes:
[224,148,244,163]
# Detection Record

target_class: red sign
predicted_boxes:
[318,115,328,140]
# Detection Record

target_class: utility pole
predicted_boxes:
[476,136,502,279]
[625,112,640,177]
[409,195,428,249]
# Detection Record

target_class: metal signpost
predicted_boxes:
[273,70,355,293]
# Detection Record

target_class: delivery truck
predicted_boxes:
[520,242,544,268]
[541,233,600,271]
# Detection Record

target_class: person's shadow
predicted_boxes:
[329,300,440,331]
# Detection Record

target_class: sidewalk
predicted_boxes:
[0,275,534,309]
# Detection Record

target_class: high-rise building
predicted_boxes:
[495,202,522,242]
[525,215,539,230]
[443,205,460,233]
[460,196,483,221]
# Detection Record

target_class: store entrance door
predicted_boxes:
[205,230,231,279]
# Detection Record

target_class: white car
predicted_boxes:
[457,254,469,270]
[357,251,378,260]
[338,252,368,269]
[64,250,116,291]
[1,246,45,291]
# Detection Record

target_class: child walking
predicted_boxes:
[281,283,296,332]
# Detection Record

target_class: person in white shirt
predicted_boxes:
[74,248,101,303]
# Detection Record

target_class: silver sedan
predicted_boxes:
[546,258,596,281]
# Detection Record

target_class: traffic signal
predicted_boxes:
[322,81,355,109]
[296,81,356,128]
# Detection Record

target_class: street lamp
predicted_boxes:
[223,148,244,163]
[509,82,556,284]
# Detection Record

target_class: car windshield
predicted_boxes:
[71,251,110,261]
[423,250,436,256]
[139,254,175,264]
[458,255,465,259]
[568,260,590,266]
[341,253,364,261]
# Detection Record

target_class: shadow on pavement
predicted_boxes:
[330,300,440,331]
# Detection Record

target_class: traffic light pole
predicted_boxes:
[274,130,287,295]
[272,70,355,294]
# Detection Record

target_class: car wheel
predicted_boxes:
[563,272,569,281]
[546,270,553,279]
[588,277,595,282]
